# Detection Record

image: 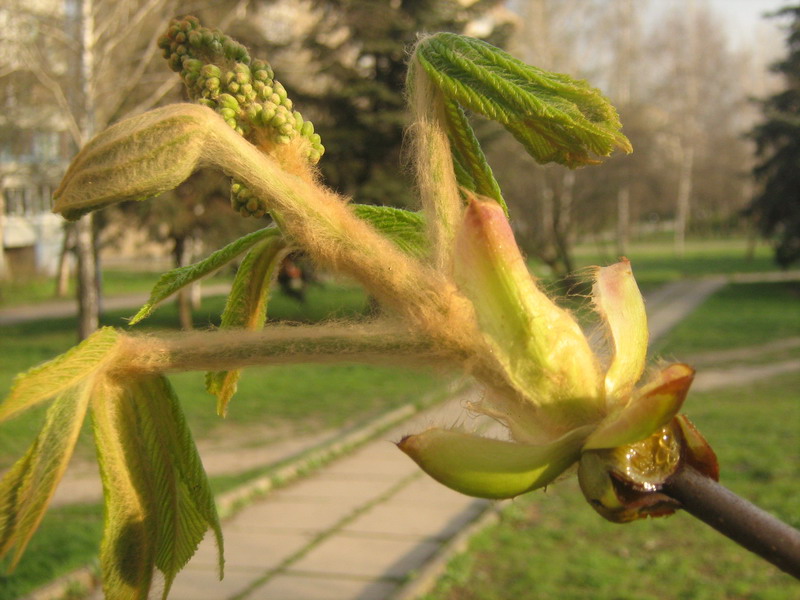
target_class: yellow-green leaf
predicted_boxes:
[206,233,289,416]
[0,382,93,569]
[0,327,120,422]
[92,374,223,599]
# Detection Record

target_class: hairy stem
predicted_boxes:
[119,323,460,374]
[664,466,800,580]
[408,57,463,272]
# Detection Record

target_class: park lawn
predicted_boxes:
[0,267,235,308]
[422,369,800,600]
[652,281,800,357]
[570,236,779,287]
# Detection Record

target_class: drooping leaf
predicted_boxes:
[206,232,289,416]
[92,376,157,600]
[0,327,120,422]
[414,33,632,168]
[92,374,223,599]
[133,374,224,598]
[130,227,282,325]
[398,425,591,499]
[351,204,428,258]
[0,382,93,569]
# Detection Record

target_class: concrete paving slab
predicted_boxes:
[388,475,490,508]
[168,565,256,600]
[186,529,311,571]
[341,502,485,539]
[226,499,358,533]
[252,573,398,600]
[288,534,441,579]
[268,473,400,502]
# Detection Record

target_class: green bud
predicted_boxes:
[188,30,202,46]
[270,113,286,128]
[276,134,292,145]
[259,106,276,125]
[274,82,287,99]
[228,81,240,94]
[278,122,294,136]
[205,77,220,91]
[218,94,239,111]
[235,72,250,85]
[219,107,237,119]
[201,64,221,78]
[240,83,253,97]
[301,120,314,137]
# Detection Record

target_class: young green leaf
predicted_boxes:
[0,327,120,422]
[0,382,93,569]
[92,374,223,599]
[206,232,289,415]
[414,33,632,168]
[92,376,157,600]
[130,227,282,324]
[351,204,428,258]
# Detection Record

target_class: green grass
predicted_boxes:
[0,504,103,600]
[422,372,800,600]
[0,268,234,308]
[567,237,780,289]
[652,281,800,357]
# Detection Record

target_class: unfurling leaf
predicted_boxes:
[130,227,281,324]
[92,374,223,599]
[0,383,93,569]
[53,105,216,221]
[206,230,289,415]
[414,32,632,168]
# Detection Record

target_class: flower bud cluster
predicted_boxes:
[158,17,325,217]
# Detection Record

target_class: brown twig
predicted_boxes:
[664,466,800,580]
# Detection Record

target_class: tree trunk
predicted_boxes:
[55,223,75,297]
[76,214,99,339]
[616,185,630,256]
[675,145,694,257]
[174,236,194,330]
[0,191,7,281]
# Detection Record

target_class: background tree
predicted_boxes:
[750,5,800,267]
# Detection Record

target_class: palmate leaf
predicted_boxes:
[92,374,223,599]
[0,382,93,569]
[0,327,120,422]
[206,231,289,416]
[130,226,281,325]
[415,33,632,169]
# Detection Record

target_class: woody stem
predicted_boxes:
[664,465,800,580]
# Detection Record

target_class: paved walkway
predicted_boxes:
[0,284,232,326]
[15,273,800,600]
